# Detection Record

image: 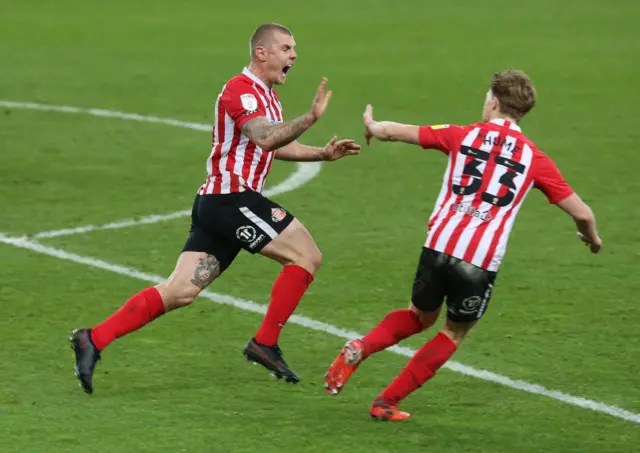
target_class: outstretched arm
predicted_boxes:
[275,138,361,162]
[363,104,420,145]
[241,77,333,151]
[242,114,315,151]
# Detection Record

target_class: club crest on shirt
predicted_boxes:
[271,207,287,223]
[240,93,258,113]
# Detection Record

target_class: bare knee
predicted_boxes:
[440,319,477,346]
[410,303,441,329]
[156,252,222,310]
[305,248,322,275]
[260,220,323,276]
[170,285,200,308]
[281,247,321,276]
[156,282,200,310]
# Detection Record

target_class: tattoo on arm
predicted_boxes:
[242,113,315,151]
[190,255,221,289]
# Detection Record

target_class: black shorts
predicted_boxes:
[411,247,497,323]
[181,191,295,272]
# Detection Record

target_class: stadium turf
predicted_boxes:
[1,1,638,451]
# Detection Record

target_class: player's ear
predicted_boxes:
[492,96,500,112]
[254,45,268,62]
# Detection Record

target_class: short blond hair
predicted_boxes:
[490,70,537,121]
[249,23,293,59]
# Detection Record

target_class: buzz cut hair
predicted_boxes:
[249,23,293,60]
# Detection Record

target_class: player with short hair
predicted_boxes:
[70,22,361,393]
[324,70,601,421]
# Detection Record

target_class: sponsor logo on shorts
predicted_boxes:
[249,234,265,249]
[451,202,493,222]
[237,226,266,249]
[459,296,482,315]
[271,207,287,223]
[477,284,493,318]
[236,225,257,243]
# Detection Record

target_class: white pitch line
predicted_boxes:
[32,161,320,239]
[0,232,638,425]
[31,160,320,239]
[0,100,211,132]
[0,100,321,239]
[33,210,191,239]
[4,99,639,424]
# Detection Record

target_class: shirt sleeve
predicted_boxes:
[220,83,267,130]
[418,124,465,154]
[533,153,574,204]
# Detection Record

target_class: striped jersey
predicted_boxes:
[420,118,574,272]
[199,67,284,195]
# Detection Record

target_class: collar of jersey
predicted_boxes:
[242,67,272,94]
[489,118,522,132]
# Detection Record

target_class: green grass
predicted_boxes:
[1,0,639,452]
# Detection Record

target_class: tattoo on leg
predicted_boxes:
[191,255,221,289]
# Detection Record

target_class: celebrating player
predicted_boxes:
[70,23,361,393]
[324,70,601,420]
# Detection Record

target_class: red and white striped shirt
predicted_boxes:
[199,67,284,195]
[420,119,574,272]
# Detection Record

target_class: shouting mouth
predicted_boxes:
[281,64,292,77]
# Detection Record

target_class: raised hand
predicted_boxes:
[363,104,375,146]
[310,77,333,122]
[321,136,361,161]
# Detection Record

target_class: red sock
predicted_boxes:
[361,309,424,358]
[255,265,314,346]
[90,287,166,351]
[378,332,458,404]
